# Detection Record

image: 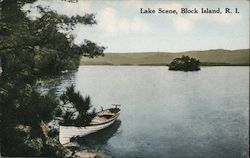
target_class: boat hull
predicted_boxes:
[59,113,119,145]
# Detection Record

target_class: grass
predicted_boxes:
[80,49,249,66]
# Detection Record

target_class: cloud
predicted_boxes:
[154,2,242,32]
[210,13,241,23]
[155,2,182,11]
[130,17,150,33]
[98,8,117,33]
[123,0,144,9]
[187,4,241,24]
[97,7,150,34]
[173,17,193,32]
[23,0,91,18]
[154,2,193,32]
[59,1,91,15]
[119,18,130,31]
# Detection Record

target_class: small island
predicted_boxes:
[168,55,201,71]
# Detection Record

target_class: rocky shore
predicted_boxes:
[64,142,109,158]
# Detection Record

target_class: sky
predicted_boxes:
[24,0,249,53]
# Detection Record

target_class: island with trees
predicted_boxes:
[168,55,201,71]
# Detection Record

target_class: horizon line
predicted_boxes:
[104,48,250,54]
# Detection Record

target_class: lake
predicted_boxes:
[60,66,249,158]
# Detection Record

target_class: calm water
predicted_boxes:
[63,66,249,158]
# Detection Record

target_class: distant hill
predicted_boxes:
[80,49,249,66]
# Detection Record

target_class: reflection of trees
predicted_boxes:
[74,120,122,147]
[36,70,76,96]
[169,56,201,71]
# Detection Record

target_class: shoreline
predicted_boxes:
[80,49,249,67]
[63,142,109,158]
[79,64,250,66]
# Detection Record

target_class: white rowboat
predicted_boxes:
[59,106,120,145]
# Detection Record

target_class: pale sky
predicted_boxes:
[24,0,249,53]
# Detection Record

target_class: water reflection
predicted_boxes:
[57,66,249,157]
[75,120,121,147]
[37,70,76,96]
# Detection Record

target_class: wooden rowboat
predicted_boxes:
[59,105,120,145]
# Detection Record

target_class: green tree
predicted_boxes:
[60,85,96,127]
[0,0,105,157]
[168,55,200,71]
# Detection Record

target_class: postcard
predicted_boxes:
[1,0,249,157]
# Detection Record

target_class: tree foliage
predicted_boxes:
[60,85,96,127]
[0,0,105,157]
[168,55,201,71]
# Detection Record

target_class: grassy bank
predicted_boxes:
[80,49,249,66]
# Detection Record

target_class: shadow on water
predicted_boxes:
[37,70,76,96]
[74,120,121,148]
